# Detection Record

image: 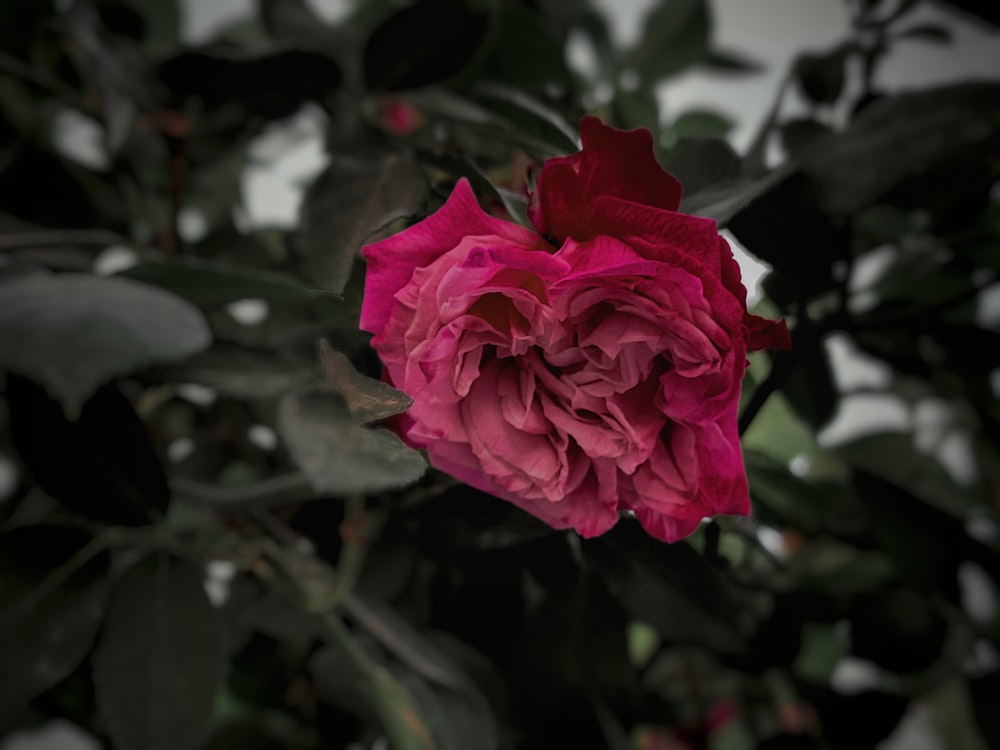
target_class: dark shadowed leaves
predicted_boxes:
[679,165,791,226]
[158,48,342,122]
[729,173,848,305]
[363,0,494,91]
[0,273,210,414]
[933,0,1000,25]
[0,525,110,729]
[7,377,171,525]
[483,3,569,91]
[584,521,747,653]
[663,137,740,195]
[93,553,226,750]
[296,154,428,294]
[793,47,847,105]
[277,385,426,495]
[801,81,1000,215]
[780,341,839,429]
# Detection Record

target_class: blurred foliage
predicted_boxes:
[1,0,999,749]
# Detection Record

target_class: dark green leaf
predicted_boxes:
[663,136,740,195]
[801,81,1000,215]
[0,273,210,414]
[472,82,580,155]
[277,385,427,495]
[344,592,467,690]
[794,47,847,105]
[319,339,412,425]
[119,256,318,307]
[679,165,790,226]
[0,525,110,728]
[392,650,499,750]
[483,3,569,90]
[624,0,711,83]
[159,49,342,122]
[93,553,226,750]
[125,0,180,58]
[363,0,494,91]
[744,449,825,533]
[584,521,747,653]
[729,173,848,305]
[669,109,734,140]
[7,378,171,525]
[835,432,978,520]
[779,118,834,159]
[296,154,428,295]
[164,344,307,399]
[849,587,948,672]
[780,341,839,428]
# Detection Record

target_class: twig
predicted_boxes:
[171,472,315,510]
[0,229,127,250]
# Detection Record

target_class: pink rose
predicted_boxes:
[360,117,790,542]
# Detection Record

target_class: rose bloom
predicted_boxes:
[361,117,789,542]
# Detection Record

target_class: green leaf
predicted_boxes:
[0,273,210,414]
[669,109,734,140]
[277,385,427,495]
[623,0,711,83]
[93,553,226,750]
[0,525,110,728]
[663,136,740,195]
[296,154,429,294]
[319,340,412,425]
[119,255,318,307]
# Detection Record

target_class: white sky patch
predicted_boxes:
[93,245,138,276]
[226,298,270,326]
[51,109,108,171]
[242,107,329,228]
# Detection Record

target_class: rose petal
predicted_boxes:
[361,178,549,338]
[529,117,683,242]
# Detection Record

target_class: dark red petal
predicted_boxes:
[529,116,683,242]
[746,314,792,351]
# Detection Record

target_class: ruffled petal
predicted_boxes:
[529,117,683,242]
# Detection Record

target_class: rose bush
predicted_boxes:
[361,117,789,541]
